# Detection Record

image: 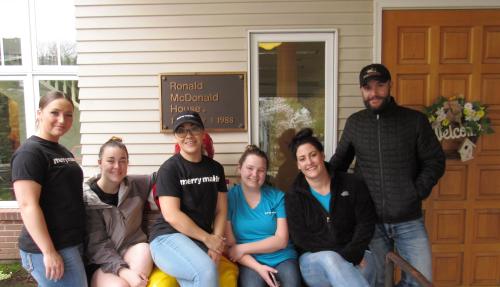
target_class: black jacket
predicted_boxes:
[285,167,376,265]
[330,97,445,223]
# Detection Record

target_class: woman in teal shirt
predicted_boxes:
[225,145,300,287]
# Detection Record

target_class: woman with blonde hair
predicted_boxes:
[225,145,300,287]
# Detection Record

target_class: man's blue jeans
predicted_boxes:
[238,258,301,287]
[19,244,87,287]
[369,217,432,287]
[299,250,374,287]
[150,233,218,287]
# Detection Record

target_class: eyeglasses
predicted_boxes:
[174,126,202,138]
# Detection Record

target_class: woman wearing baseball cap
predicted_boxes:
[149,111,229,287]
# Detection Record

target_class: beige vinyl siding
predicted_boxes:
[76,0,371,178]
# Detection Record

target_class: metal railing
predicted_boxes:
[384,251,434,287]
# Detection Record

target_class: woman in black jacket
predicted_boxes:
[285,128,376,287]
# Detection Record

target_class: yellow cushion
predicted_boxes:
[219,255,239,287]
[147,267,178,287]
[147,256,238,287]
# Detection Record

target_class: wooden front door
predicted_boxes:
[383,10,500,287]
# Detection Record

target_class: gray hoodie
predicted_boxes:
[83,174,152,275]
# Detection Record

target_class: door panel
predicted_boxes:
[383,10,500,286]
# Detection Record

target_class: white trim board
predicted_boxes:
[373,0,500,62]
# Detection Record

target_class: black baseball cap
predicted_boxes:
[172,111,204,131]
[359,63,391,87]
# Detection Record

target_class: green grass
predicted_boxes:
[0,262,35,287]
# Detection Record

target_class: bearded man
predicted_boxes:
[330,63,446,287]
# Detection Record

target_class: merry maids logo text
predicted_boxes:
[179,175,220,185]
[53,158,76,165]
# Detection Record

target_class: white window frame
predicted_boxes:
[0,0,78,208]
[29,0,78,73]
[0,75,32,208]
[0,0,31,74]
[248,29,338,159]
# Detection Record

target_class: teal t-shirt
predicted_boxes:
[310,186,331,212]
[227,184,297,267]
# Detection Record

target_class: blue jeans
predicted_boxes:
[369,217,432,287]
[239,258,301,287]
[150,233,218,287]
[19,244,87,287]
[299,250,374,287]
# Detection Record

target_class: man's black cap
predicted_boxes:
[359,63,391,87]
[172,111,204,131]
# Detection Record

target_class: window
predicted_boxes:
[0,0,78,206]
[249,30,338,191]
[0,1,28,67]
[34,0,77,66]
[0,81,25,201]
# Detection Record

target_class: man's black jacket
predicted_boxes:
[330,97,445,223]
[285,167,376,265]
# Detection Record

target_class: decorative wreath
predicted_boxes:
[424,96,494,138]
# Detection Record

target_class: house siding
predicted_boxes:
[75,0,371,178]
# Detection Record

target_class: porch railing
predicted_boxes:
[384,251,434,287]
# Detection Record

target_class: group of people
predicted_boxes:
[11,63,445,287]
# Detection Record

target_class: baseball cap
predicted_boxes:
[359,63,391,87]
[172,111,204,131]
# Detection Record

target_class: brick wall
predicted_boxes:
[0,209,161,261]
[0,209,22,260]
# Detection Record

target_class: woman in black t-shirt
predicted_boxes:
[11,91,87,286]
[149,111,228,287]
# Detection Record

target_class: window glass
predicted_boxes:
[0,1,26,66]
[3,38,22,65]
[258,42,325,191]
[0,81,25,201]
[39,80,81,161]
[35,0,77,66]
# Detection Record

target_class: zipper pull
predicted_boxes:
[326,216,331,223]
[377,114,380,120]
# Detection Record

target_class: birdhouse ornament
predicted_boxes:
[458,138,476,162]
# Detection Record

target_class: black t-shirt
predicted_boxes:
[11,136,85,253]
[150,154,227,242]
[89,180,118,206]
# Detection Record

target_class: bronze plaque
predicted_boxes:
[160,72,247,132]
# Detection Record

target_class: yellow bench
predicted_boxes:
[143,211,239,287]
[147,255,238,287]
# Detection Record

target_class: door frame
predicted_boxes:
[247,29,339,158]
[373,0,500,62]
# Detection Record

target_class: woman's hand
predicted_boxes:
[119,267,149,287]
[208,249,221,264]
[358,257,366,268]
[255,264,279,287]
[203,234,225,254]
[43,249,64,280]
[227,244,246,262]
